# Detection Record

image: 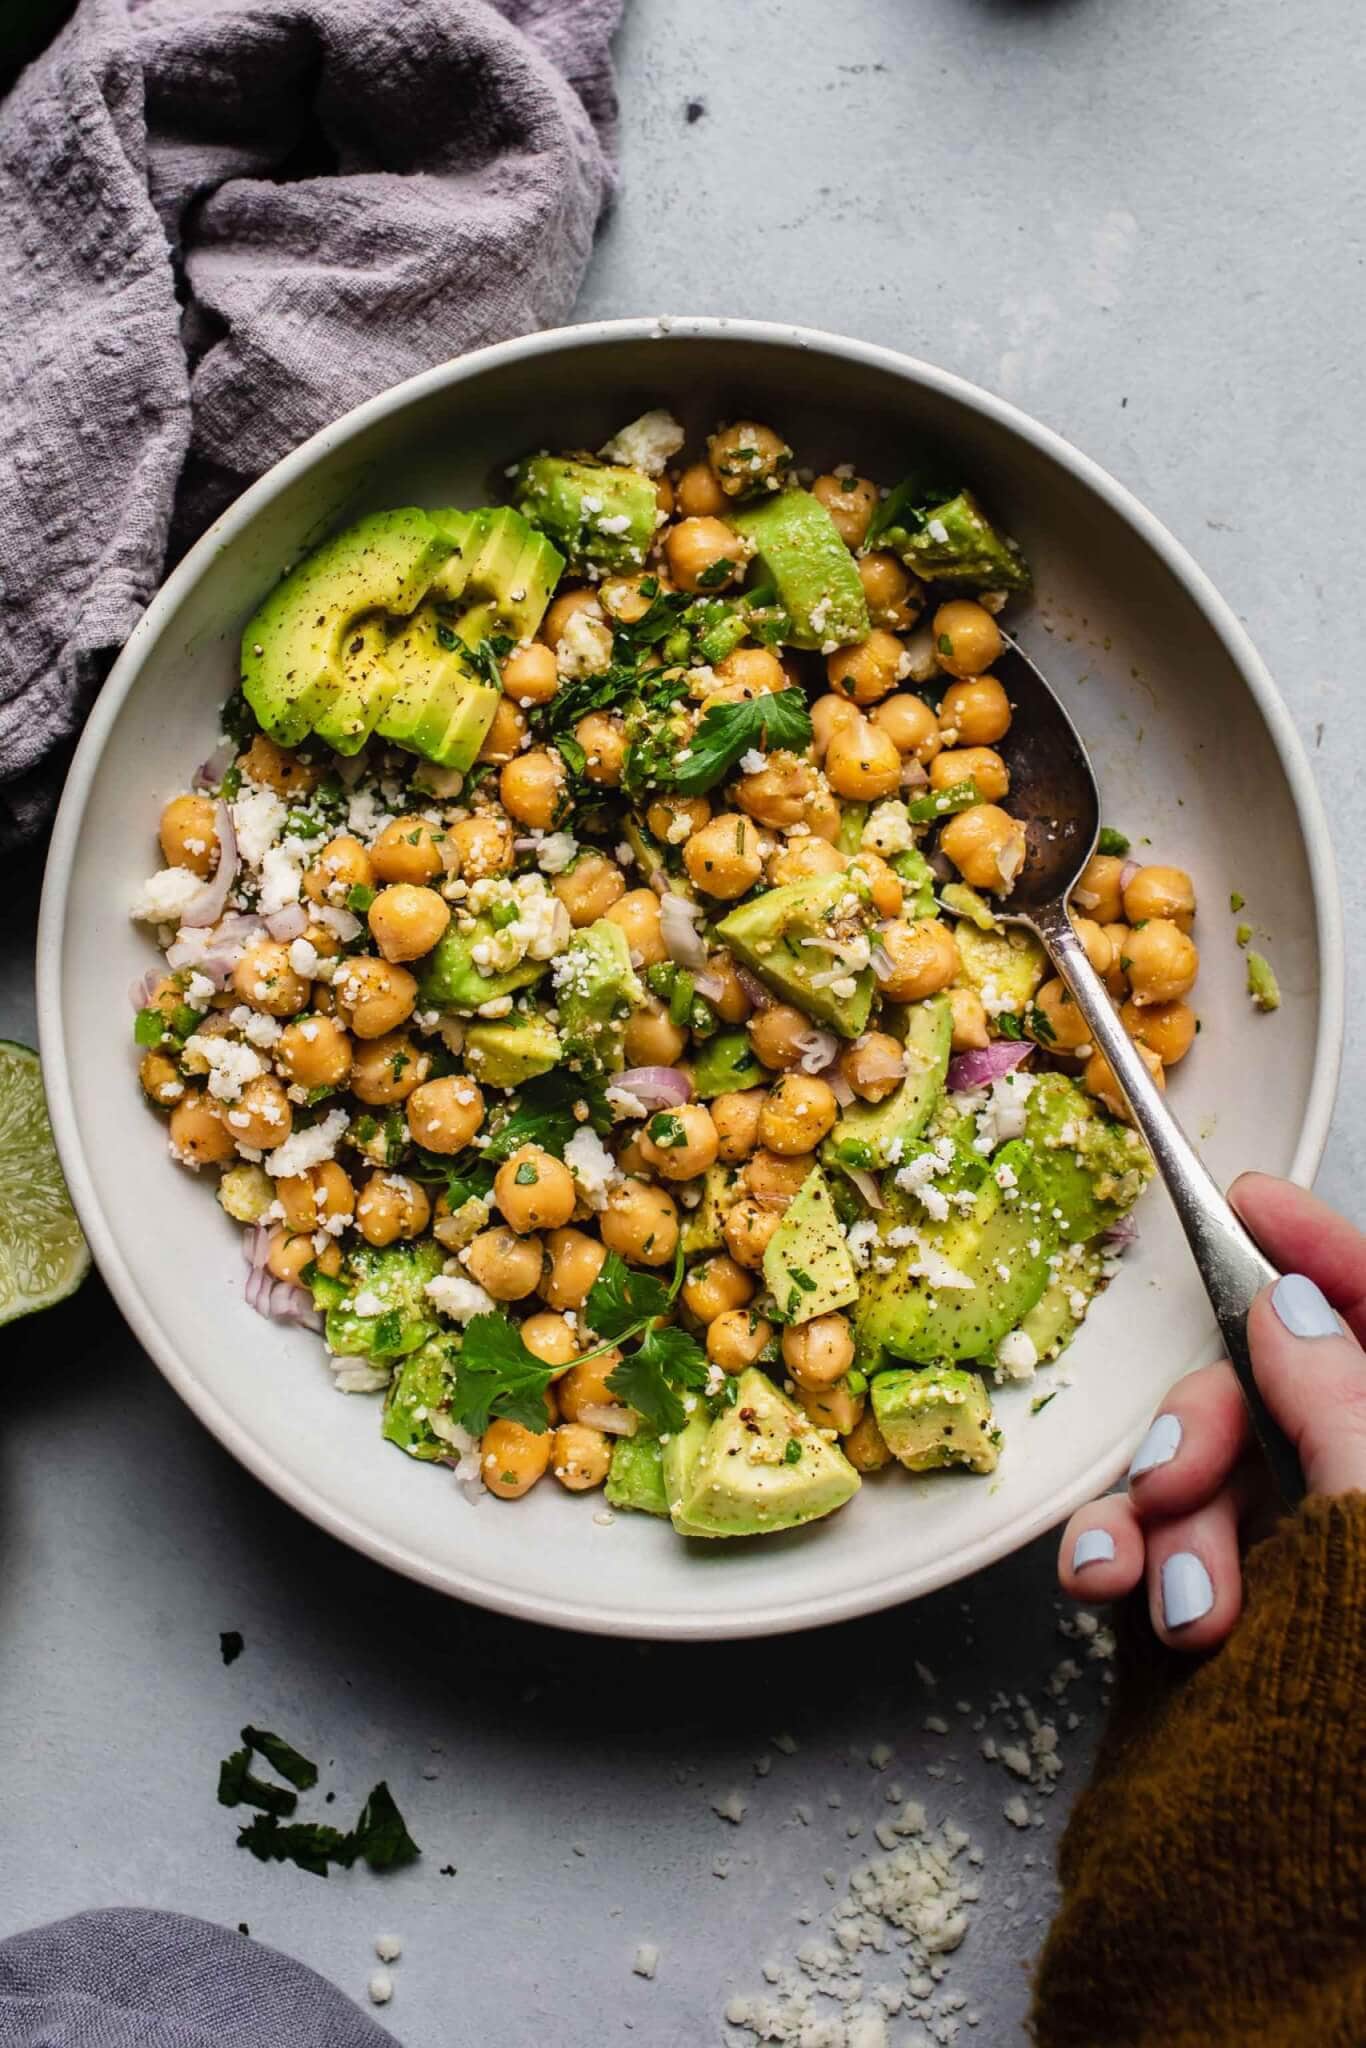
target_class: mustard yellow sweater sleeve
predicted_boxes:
[1031,1495,1366,2048]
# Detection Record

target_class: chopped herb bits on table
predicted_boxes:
[127,410,1210,1542]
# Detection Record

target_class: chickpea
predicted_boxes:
[276,1014,353,1092]
[447,813,513,884]
[706,1307,774,1373]
[735,752,822,830]
[758,1073,838,1156]
[1070,915,1114,976]
[1123,864,1196,933]
[521,1311,580,1368]
[722,1196,782,1270]
[370,816,445,886]
[858,551,923,630]
[355,1172,430,1246]
[477,695,528,766]
[747,1002,812,1072]
[646,793,711,844]
[675,461,728,518]
[639,1102,720,1181]
[500,748,565,831]
[159,793,220,877]
[238,733,319,798]
[1027,979,1094,1055]
[1073,852,1126,924]
[824,717,903,800]
[493,1145,577,1233]
[1102,923,1131,1000]
[715,645,786,696]
[277,1159,355,1232]
[605,888,666,966]
[144,974,189,1026]
[838,1031,905,1104]
[806,789,843,843]
[575,711,627,786]
[534,1227,604,1312]
[406,1074,486,1152]
[265,1228,328,1286]
[768,837,846,887]
[1124,918,1199,1006]
[169,1090,236,1167]
[551,1422,611,1492]
[540,587,601,648]
[1122,996,1198,1066]
[826,628,907,706]
[683,812,764,899]
[939,674,1012,747]
[870,692,942,763]
[665,517,743,594]
[655,476,675,517]
[557,1352,625,1422]
[500,640,560,705]
[947,985,990,1052]
[482,1417,553,1499]
[933,600,1003,680]
[708,951,754,1025]
[139,1050,184,1107]
[332,955,417,1039]
[710,1089,764,1164]
[225,1074,293,1150]
[1083,1041,1164,1124]
[931,745,1009,803]
[743,1149,811,1202]
[811,692,862,758]
[623,998,688,1069]
[939,803,1028,895]
[843,1406,894,1472]
[366,883,449,965]
[846,849,904,918]
[231,940,310,1018]
[875,918,961,1002]
[462,1225,543,1301]
[552,851,626,926]
[706,420,789,497]
[597,574,653,625]
[304,835,374,907]
[781,1312,854,1391]
[812,473,879,549]
[600,1177,680,1266]
[682,1253,754,1323]
[798,1378,866,1436]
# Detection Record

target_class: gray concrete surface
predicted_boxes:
[3,0,1364,2039]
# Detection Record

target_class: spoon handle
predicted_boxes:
[1029,898,1304,1506]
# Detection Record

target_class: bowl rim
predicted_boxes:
[36,316,1345,1639]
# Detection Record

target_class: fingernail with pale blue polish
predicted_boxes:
[1161,1551,1214,1629]
[1272,1273,1340,1340]
[1129,1411,1182,1480]
[1072,1528,1116,1572]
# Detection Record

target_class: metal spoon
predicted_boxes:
[987,632,1303,1505]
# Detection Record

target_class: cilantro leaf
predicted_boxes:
[235,1813,354,1879]
[218,1748,298,1818]
[480,1071,612,1163]
[351,1781,420,1872]
[659,689,813,796]
[606,1325,708,1436]
[995,1013,1023,1041]
[583,1251,673,1343]
[220,1630,244,1665]
[241,1727,319,1792]
[451,1315,557,1434]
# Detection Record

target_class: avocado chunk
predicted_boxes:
[462,1014,562,1089]
[241,508,453,748]
[763,1165,859,1325]
[668,1368,860,1538]
[418,920,548,1016]
[952,921,1047,1023]
[827,995,951,1171]
[372,606,501,768]
[382,1336,461,1459]
[681,1163,739,1257]
[605,1431,670,1517]
[323,1240,445,1361]
[871,1366,1002,1475]
[691,1029,764,1099]
[554,920,646,1075]
[427,505,564,647]
[1023,1073,1154,1242]
[716,873,877,1038]
[513,453,658,572]
[854,1140,1055,1369]
[1019,1243,1106,1363]
[868,484,1030,596]
[727,490,869,650]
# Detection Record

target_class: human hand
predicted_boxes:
[1057,1172,1366,1649]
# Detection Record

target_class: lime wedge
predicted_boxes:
[0,1040,90,1326]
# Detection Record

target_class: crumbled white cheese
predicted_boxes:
[996,1329,1039,1380]
[632,1942,660,1980]
[263,1107,349,1179]
[258,837,312,916]
[367,1970,393,2005]
[374,1935,402,1964]
[184,1033,263,1103]
[425,1273,496,1324]
[739,747,767,775]
[600,408,685,475]
[973,1071,1037,1154]
[564,1126,619,1210]
[536,830,579,875]
[289,936,321,978]
[556,606,614,680]
[184,973,216,1010]
[861,801,916,858]
[845,1219,879,1270]
[129,867,205,925]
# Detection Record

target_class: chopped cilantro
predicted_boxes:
[451,1315,559,1434]
[241,1727,319,1791]
[556,734,588,780]
[346,883,375,915]
[783,1438,803,1464]
[654,688,812,796]
[696,555,737,589]
[513,1160,539,1185]
[995,1013,1024,1041]
[1026,1003,1056,1046]
[647,1110,686,1149]
[1030,1391,1058,1415]
[217,1749,298,1819]
[220,1630,244,1665]
[480,1071,612,1163]
[1229,890,1245,912]
[937,633,954,657]
[351,1780,421,1872]
[606,1325,708,1436]
[788,1267,818,1293]
[235,1813,353,1879]
[1096,826,1130,857]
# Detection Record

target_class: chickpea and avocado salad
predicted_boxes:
[127,407,1205,1540]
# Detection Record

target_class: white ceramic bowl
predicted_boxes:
[38,319,1343,1639]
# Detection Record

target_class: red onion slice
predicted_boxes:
[795,1028,840,1074]
[899,758,929,791]
[578,1402,638,1436]
[826,1069,855,1107]
[734,964,773,1012]
[129,969,161,1011]
[845,1167,884,1212]
[1102,1213,1140,1249]
[179,800,239,929]
[614,1065,693,1111]
[333,750,370,788]
[692,970,725,1003]
[1120,858,1140,891]
[265,903,308,942]
[193,741,235,791]
[946,1041,1033,1094]
[659,891,708,971]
